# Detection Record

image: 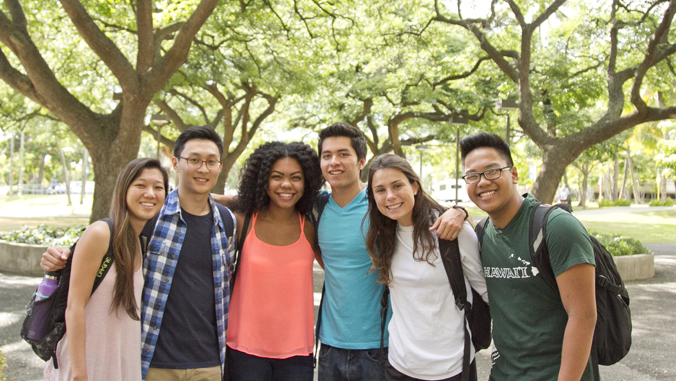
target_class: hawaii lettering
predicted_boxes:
[484,266,531,279]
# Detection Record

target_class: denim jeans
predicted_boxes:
[317,344,387,381]
[226,346,313,381]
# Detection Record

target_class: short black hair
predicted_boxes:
[318,122,368,161]
[173,125,224,158]
[460,132,513,167]
[235,141,323,215]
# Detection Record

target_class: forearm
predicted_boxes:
[558,312,596,381]
[66,306,89,381]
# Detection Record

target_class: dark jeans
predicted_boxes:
[317,344,387,381]
[385,360,477,381]
[226,346,313,381]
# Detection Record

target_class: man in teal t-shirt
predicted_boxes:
[315,123,466,381]
[460,132,596,381]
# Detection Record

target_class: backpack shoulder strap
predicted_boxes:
[139,214,158,256]
[230,212,252,297]
[312,192,331,230]
[474,216,490,252]
[92,218,115,295]
[529,203,560,291]
[215,203,236,242]
[438,237,468,310]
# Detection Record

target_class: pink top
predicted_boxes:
[226,212,315,358]
[44,263,143,381]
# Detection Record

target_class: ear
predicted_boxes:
[510,166,518,184]
[412,181,420,196]
[358,157,367,171]
[171,157,179,170]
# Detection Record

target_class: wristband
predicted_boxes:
[452,205,469,220]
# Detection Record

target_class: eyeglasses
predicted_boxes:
[462,166,513,184]
[179,156,222,170]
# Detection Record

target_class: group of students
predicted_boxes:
[39,123,597,381]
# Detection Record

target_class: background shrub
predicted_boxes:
[0,223,85,246]
[649,199,674,207]
[613,199,631,206]
[598,199,614,207]
[590,231,652,256]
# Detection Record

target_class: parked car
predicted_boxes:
[55,181,95,194]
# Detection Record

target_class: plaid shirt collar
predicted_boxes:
[140,188,233,378]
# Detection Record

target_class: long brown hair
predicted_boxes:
[108,158,168,319]
[364,154,446,285]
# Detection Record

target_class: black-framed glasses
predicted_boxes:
[179,156,222,170]
[462,166,513,184]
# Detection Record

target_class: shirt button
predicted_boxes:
[153,326,157,330]
[159,302,162,306]
[146,350,151,354]
[171,255,175,259]
[164,279,169,282]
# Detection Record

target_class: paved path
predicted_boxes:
[2,243,674,380]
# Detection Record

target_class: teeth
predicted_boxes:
[141,203,154,207]
[329,171,342,175]
[387,203,403,210]
[480,190,496,197]
[279,193,293,197]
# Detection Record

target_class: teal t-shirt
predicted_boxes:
[317,188,391,349]
[482,194,595,381]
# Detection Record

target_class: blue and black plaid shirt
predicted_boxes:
[140,188,235,379]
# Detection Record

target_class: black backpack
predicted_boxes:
[378,236,491,381]
[20,218,116,368]
[311,192,331,367]
[475,201,632,378]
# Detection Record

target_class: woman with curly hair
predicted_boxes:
[226,141,323,381]
[364,154,487,381]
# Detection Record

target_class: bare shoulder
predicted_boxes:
[72,220,111,262]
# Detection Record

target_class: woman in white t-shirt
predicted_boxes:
[364,154,488,381]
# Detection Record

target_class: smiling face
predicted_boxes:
[267,157,304,211]
[126,168,166,223]
[464,147,520,224]
[172,139,222,196]
[320,136,366,192]
[371,167,419,227]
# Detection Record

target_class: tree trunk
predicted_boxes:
[579,163,590,209]
[59,148,72,206]
[8,135,14,196]
[612,152,619,201]
[18,131,24,196]
[37,154,46,190]
[627,150,640,204]
[80,148,88,205]
[531,144,578,204]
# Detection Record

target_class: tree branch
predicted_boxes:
[136,0,154,73]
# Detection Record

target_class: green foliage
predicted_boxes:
[589,232,651,257]
[0,223,85,246]
[0,348,5,381]
[650,199,674,207]
[598,198,630,207]
[614,198,631,206]
[598,199,614,208]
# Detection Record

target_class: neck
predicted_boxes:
[177,187,211,216]
[488,192,524,229]
[129,218,145,237]
[260,205,297,223]
[331,181,366,207]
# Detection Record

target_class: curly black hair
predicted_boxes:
[235,141,323,215]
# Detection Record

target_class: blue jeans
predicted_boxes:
[317,344,387,381]
[226,346,313,381]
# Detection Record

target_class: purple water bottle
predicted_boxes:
[26,271,59,341]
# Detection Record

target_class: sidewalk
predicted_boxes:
[2,243,675,380]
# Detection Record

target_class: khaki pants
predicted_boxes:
[146,366,221,381]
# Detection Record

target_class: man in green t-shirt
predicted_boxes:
[460,132,596,381]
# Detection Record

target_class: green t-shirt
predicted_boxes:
[482,194,595,381]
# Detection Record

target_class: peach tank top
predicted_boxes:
[227,212,315,358]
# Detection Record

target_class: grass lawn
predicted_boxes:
[576,210,676,243]
[465,207,676,243]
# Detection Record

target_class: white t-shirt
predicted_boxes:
[387,221,487,380]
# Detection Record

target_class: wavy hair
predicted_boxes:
[109,158,168,319]
[235,142,323,215]
[365,154,445,285]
